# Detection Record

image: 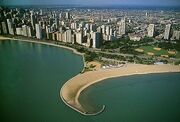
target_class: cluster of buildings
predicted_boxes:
[146,23,180,40]
[0,7,180,49]
[129,22,180,41]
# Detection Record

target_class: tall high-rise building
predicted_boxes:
[79,22,84,28]
[85,23,90,31]
[84,29,87,36]
[97,26,102,33]
[76,31,83,44]
[71,22,77,30]
[58,32,64,42]
[27,26,32,37]
[22,25,28,36]
[35,24,42,39]
[106,26,110,35]
[101,25,105,34]
[90,24,96,32]
[52,11,57,18]
[110,28,113,36]
[16,27,22,35]
[0,24,2,34]
[118,18,126,35]
[92,32,101,48]
[164,24,171,40]
[59,13,63,19]
[30,11,35,30]
[1,22,8,34]
[46,25,51,39]
[71,34,76,44]
[55,18,59,29]
[172,31,180,40]
[65,29,72,43]
[7,19,14,35]
[147,24,155,37]
[40,9,43,15]
[114,31,117,38]
[52,32,58,41]
[65,12,70,19]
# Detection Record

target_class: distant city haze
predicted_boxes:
[1,0,180,6]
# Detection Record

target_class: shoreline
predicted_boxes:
[60,64,180,115]
[0,36,86,72]
[0,36,84,57]
[1,36,180,116]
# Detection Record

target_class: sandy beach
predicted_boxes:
[60,64,180,115]
[0,36,11,40]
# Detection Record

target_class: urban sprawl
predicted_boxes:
[0,6,180,66]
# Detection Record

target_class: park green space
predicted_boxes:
[136,46,180,58]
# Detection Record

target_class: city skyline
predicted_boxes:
[1,0,180,7]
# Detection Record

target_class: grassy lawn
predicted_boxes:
[136,46,179,58]
[175,52,180,58]
[141,46,168,55]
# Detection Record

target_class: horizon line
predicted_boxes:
[1,4,180,7]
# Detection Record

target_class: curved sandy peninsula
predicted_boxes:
[60,64,180,115]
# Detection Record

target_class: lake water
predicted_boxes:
[0,40,180,122]
[79,73,180,122]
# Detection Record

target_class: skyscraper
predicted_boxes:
[30,11,35,30]
[76,31,83,44]
[58,32,64,42]
[1,22,8,34]
[101,25,105,34]
[27,26,32,37]
[90,24,96,32]
[22,25,28,36]
[46,25,51,39]
[147,24,155,37]
[35,24,42,39]
[7,19,14,35]
[0,24,2,34]
[110,28,113,36]
[85,23,90,31]
[55,18,59,29]
[106,26,110,35]
[65,29,72,43]
[92,32,101,48]
[172,31,180,40]
[16,27,22,35]
[52,32,58,41]
[71,22,77,30]
[65,12,70,19]
[40,9,43,15]
[118,18,126,35]
[164,24,171,40]
[59,13,63,20]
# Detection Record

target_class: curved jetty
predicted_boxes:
[60,64,180,115]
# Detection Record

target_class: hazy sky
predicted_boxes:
[1,0,180,6]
